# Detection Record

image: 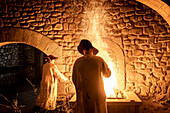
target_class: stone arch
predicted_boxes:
[137,0,170,25]
[0,28,62,57]
[103,38,125,89]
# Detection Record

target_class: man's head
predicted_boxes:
[44,55,58,63]
[77,39,99,55]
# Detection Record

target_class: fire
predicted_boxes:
[83,1,119,97]
[103,62,118,97]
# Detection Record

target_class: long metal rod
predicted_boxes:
[26,78,34,87]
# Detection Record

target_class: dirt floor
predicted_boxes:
[0,83,38,113]
[0,82,75,113]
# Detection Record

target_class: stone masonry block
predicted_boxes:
[69,23,76,30]
[67,17,74,23]
[168,42,170,52]
[51,45,63,58]
[126,71,136,82]
[140,85,149,96]
[27,19,35,23]
[62,50,74,57]
[135,10,145,15]
[136,72,145,83]
[135,39,147,45]
[154,25,167,34]
[134,21,149,27]
[137,68,152,76]
[130,15,138,22]
[0,18,4,27]
[43,40,59,55]
[150,43,162,49]
[139,57,151,62]
[125,11,134,17]
[63,12,70,18]
[54,23,63,30]
[0,30,6,42]
[134,62,147,69]
[143,26,154,34]
[23,29,33,43]
[50,17,60,24]
[47,3,54,11]
[14,28,25,42]
[126,64,135,70]
[55,3,63,7]
[129,28,143,34]
[120,6,134,12]
[122,29,129,34]
[44,24,53,31]
[6,28,17,41]
[37,36,51,52]
[30,32,43,48]
[141,45,150,50]
[52,12,62,17]
[165,71,170,81]
[63,35,72,42]
[144,14,154,21]
[153,71,164,78]
[63,23,69,30]
[133,49,144,56]
[35,27,43,32]
[74,18,81,24]
[14,11,20,17]
[127,71,144,83]
[138,35,149,39]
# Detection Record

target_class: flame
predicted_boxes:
[103,62,118,97]
[83,1,119,97]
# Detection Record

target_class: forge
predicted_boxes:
[69,90,142,113]
[106,91,142,113]
[69,37,142,112]
[68,2,142,112]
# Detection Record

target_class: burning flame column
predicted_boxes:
[82,0,119,97]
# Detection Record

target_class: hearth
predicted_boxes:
[69,91,142,113]
[106,91,142,113]
[69,90,142,113]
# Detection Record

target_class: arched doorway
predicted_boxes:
[0,28,62,113]
[0,28,62,58]
[0,43,45,113]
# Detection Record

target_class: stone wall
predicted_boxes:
[0,0,170,112]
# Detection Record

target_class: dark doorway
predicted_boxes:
[0,43,45,113]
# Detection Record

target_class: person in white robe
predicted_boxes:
[35,55,68,111]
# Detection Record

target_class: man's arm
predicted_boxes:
[72,63,77,87]
[101,59,111,78]
[54,65,68,82]
[72,61,82,91]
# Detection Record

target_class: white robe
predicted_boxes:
[36,62,67,110]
